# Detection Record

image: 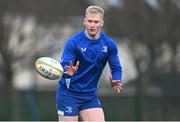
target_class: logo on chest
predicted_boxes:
[101,46,108,53]
[81,47,87,52]
[80,46,108,54]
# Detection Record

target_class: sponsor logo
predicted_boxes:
[81,47,87,52]
[58,110,64,115]
[39,66,59,79]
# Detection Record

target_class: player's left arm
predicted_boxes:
[109,75,122,93]
[108,40,123,93]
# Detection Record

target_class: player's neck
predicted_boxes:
[85,30,100,40]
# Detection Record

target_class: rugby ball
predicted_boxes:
[35,57,64,80]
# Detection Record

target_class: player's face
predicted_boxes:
[84,13,104,38]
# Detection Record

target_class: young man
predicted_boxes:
[56,5,122,121]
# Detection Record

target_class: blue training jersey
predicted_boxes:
[58,31,122,94]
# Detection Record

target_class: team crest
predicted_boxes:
[102,46,108,53]
[65,106,72,113]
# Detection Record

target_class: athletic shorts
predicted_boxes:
[56,90,102,116]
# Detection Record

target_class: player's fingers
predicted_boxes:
[65,65,70,69]
[76,61,80,67]
[111,81,117,87]
[71,61,79,70]
[64,71,68,74]
[116,88,120,93]
[113,86,120,93]
[111,80,120,87]
[117,86,122,91]
[114,84,122,92]
[116,82,122,87]
[65,66,70,69]
[65,67,71,71]
[70,64,74,68]
[117,83,123,90]
[117,87,121,93]
[117,83,122,88]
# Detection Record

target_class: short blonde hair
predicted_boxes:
[85,5,104,19]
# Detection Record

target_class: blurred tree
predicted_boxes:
[106,0,180,120]
[106,0,180,71]
[0,0,89,120]
[0,0,14,120]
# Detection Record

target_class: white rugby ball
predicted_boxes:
[35,57,64,80]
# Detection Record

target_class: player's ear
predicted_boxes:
[101,20,104,27]
[83,18,86,26]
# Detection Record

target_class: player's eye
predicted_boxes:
[94,21,100,24]
[87,20,93,23]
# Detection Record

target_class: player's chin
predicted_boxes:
[89,32,97,37]
[88,30,96,35]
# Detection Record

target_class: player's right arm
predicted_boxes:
[60,39,79,78]
[64,61,79,76]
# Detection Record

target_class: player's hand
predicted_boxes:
[109,75,122,93]
[64,61,79,76]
